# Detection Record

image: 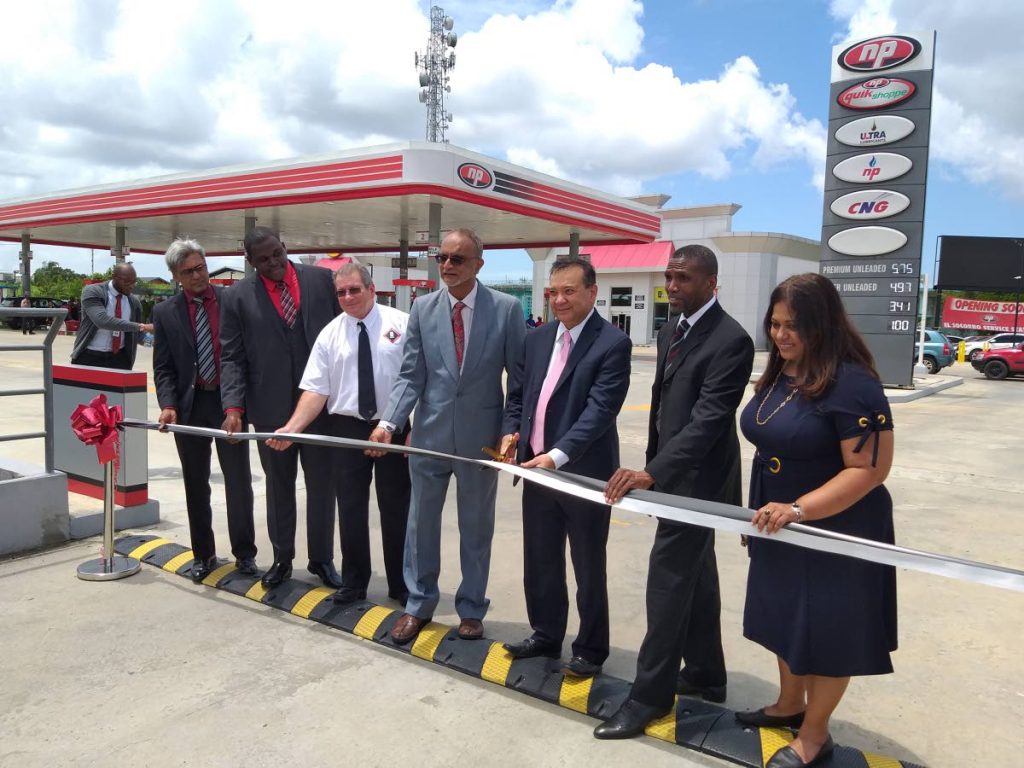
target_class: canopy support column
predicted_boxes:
[113,225,127,264]
[19,232,31,296]
[427,201,442,291]
[244,212,257,277]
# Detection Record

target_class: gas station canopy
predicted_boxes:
[0,142,661,256]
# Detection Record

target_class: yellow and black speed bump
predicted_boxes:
[114,535,924,768]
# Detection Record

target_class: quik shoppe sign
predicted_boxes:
[943,297,1024,334]
[819,32,936,387]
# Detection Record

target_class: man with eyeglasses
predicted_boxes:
[220,227,341,589]
[153,238,257,583]
[71,262,153,370]
[368,228,527,644]
[267,263,411,606]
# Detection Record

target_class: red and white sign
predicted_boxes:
[838,36,921,72]
[457,162,493,189]
[837,78,916,110]
[830,190,910,220]
[943,296,1024,332]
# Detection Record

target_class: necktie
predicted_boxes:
[194,295,217,383]
[357,320,377,421]
[111,294,123,353]
[666,318,691,365]
[278,281,297,328]
[531,330,572,455]
[452,301,466,368]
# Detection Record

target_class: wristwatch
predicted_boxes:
[790,502,804,522]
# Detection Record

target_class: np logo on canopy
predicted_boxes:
[457,162,493,189]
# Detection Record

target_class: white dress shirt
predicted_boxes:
[86,281,132,352]
[538,308,595,469]
[447,280,479,372]
[300,303,409,420]
[679,295,716,336]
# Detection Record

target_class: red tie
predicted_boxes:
[111,295,123,353]
[452,301,466,368]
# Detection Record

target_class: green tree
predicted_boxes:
[30,261,88,299]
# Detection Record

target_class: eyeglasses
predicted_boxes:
[336,286,365,297]
[178,263,207,278]
[434,253,475,267]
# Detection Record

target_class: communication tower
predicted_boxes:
[414,6,456,143]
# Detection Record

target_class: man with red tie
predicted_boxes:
[219,227,340,589]
[71,263,152,369]
[153,238,257,583]
[498,255,631,678]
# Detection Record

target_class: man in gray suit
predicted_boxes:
[71,263,152,369]
[369,228,527,643]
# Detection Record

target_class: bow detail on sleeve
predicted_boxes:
[852,411,887,467]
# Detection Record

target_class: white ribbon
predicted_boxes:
[122,418,1024,594]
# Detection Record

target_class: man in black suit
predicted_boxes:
[594,244,754,739]
[499,256,631,678]
[220,227,341,589]
[153,238,257,582]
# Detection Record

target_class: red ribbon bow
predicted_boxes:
[70,394,122,465]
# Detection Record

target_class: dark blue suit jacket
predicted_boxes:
[503,311,631,481]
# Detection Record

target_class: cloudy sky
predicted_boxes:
[1,0,1021,282]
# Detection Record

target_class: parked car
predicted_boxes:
[913,329,954,374]
[964,332,1024,362]
[944,334,964,348]
[972,342,1024,380]
[0,296,63,331]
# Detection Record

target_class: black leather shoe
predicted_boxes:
[307,560,343,588]
[235,557,258,576]
[261,560,293,588]
[191,555,219,583]
[562,655,602,678]
[676,668,727,703]
[766,736,834,768]
[503,637,561,660]
[735,707,806,729]
[593,699,671,740]
[331,586,367,605]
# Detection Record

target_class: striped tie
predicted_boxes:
[666,318,690,365]
[278,281,297,328]
[194,296,217,383]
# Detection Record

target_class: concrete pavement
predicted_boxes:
[1,330,1022,767]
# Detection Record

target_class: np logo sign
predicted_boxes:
[839,35,922,72]
[457,163,493,189]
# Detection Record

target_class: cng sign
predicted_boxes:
[838,78,915,110]
[832,152,913,184]
[457,163,493,189]
[838,35,921,72]
[830,190,910,220]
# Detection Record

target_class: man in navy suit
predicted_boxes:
[153,238,257,583]
[220,227,341,589]
[499,255,632,678]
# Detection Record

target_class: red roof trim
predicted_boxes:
[53,364,148,388]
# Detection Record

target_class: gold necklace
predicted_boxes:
[755,372,798,425]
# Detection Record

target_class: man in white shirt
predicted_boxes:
[267,263,411,605]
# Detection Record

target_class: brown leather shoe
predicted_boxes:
[457,618,484,640]
[390,613,430,644]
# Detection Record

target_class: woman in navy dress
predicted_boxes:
[737,274,897,768]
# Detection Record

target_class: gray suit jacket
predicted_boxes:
[71,281,144,367]
[383,283,527,458]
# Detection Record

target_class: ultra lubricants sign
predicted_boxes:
[820,32,936,388]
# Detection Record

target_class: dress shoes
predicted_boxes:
[676,668,727,703]
[562,655,602,678]
[457,618,484,640]
[190,555,219,583]
[235,557,258,576]
[735,707,806,729]
[307,560,344,588]
[766,736,834,768]
[593,699,671,740]
[260,560,293,588]
[331,586,367,605]
[503,637,561,660]
[390,613,431,644]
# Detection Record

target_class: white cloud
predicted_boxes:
[830,0,1024,201]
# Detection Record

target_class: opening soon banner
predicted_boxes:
[943,296,1024,332]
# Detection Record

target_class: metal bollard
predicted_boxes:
[76,461,142,581]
